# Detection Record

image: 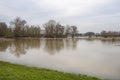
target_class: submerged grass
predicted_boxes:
[0,61,101,80]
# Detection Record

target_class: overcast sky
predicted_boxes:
[0,0,120,32]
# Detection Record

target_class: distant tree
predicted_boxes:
[65,25,72,37]
[10,17,27,37]
[95,33,100,37]
[44,20,65,38]
[71,26,78,38]
[55,23,65,38]
[0,22,8,37]
[43,20,57,38]
[30,25,41,37]
[35,25,41,37]
[100,30,120,38]
[101,30,107,37]
[85,32,95,38]
[6,27,14,38]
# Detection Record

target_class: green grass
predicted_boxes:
[0,61,101,80]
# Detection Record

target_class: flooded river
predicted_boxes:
[0,38,120,80]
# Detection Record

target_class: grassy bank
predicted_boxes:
[0,61,101,80]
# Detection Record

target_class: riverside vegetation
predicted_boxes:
[0,61,101,80]
[0,17,120,39]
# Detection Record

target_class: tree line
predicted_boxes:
[79,31,120,38]
[0,17,41,38]
[1,17,120,38]
[0,17,78,38]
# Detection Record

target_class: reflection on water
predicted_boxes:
[44,39,78,55]
[0,38,78,56]
[10,39,41,57]
[66,38,78,49]
[101,40,120,46]
[44,39,64,55]
[0,39,41,57]
[0,40,12,52]
[0,39,120,80]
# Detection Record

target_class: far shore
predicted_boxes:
[78,37,120,41]
[0,37,120,41]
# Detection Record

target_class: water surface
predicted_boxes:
[0,38,120,80]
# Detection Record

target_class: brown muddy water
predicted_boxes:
[0,38,120,80]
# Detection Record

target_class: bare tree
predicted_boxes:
[43,20,56,38]
[44,20,65,38]
[0,22,8,37]
[30,25,41,37]
[65,25,72,38]
[10,17,26,37]
[71,26,78,38]
[56,23,65,38]
[10,17,41,38]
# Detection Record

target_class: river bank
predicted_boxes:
[1,37,120,40]
[0,61,101,80]
[78,37,120,41]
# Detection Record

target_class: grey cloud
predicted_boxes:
[0,0,120,32]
